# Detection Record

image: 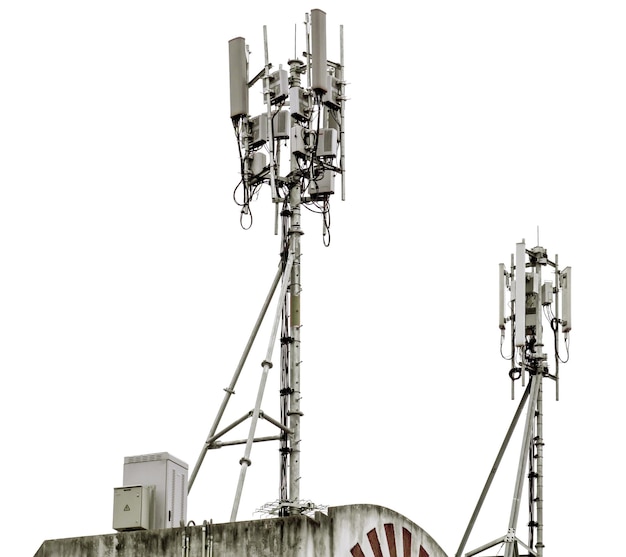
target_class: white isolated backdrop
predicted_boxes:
[1,1,624,556]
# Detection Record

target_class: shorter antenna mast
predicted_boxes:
[457,237,572,557]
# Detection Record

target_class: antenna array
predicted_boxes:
[228,9,346,241]
[187,9,346,521]
[456,239,572,557]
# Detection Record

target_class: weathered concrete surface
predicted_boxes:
[34,504,448,557]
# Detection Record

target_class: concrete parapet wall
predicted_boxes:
[34,504,448,557]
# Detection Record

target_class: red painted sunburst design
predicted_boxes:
[350,524,429,557]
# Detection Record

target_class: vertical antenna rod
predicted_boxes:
[339,24,346,201]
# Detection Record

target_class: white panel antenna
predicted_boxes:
[561,266,572,332]
[498,263,507,331]
[514,241,526,347]
[228,37,248,119]
[311,9,328,93]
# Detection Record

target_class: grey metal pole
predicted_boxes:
[288,176,303,509]
[455,383,531,557]
[262,26,279,201]
[231,252,295,521]
[339,24,346,201]
[554,254,560,401]
[282,57,306,515]
[279,211,290,511]
[536,379,545,556]
[504,373,542,557]
[533,249,545,557]
[188,264,284,492]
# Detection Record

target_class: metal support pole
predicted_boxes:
[533,249,545,556]
[262,26,279,201]
[536,380,544,555]
[188,263,284,492]
[504,374,542,557]
[231,252,295,521]
[277,57,306,516]
[288,180,303,510]
[455,383,531,557]
[339,24,346,201]
[554,254,561,401]
[279,205,290,512]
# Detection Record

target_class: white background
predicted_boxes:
[1,1,624,556]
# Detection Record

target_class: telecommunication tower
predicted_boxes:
[187,9,346,520]
[456,238,571,557]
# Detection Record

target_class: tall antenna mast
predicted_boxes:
[456,239,571,557]
[187,8,347,520]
